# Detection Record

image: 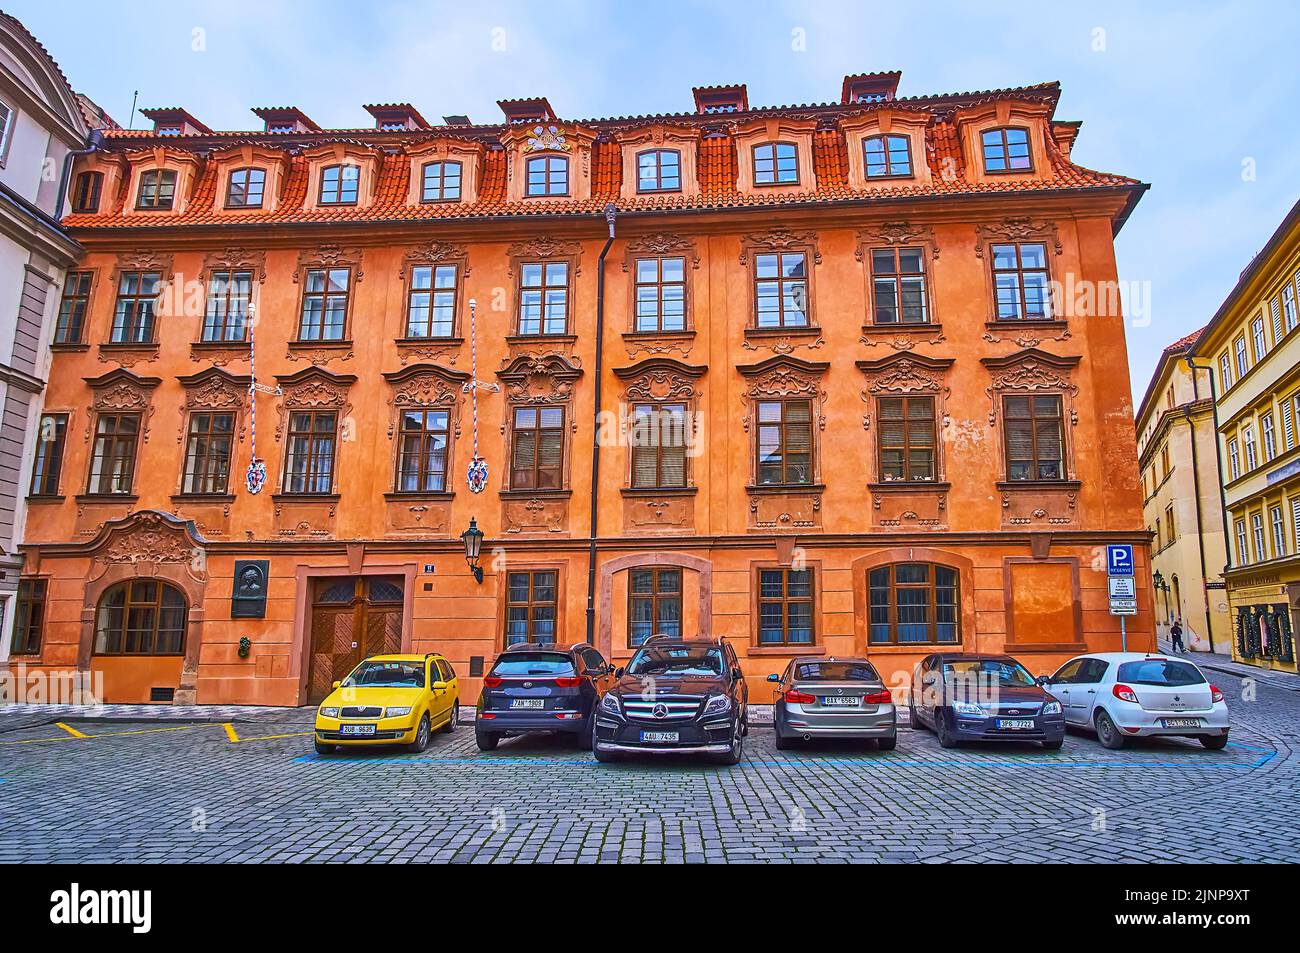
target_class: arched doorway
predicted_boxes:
[92,579,188,703]
[307,576,404,702]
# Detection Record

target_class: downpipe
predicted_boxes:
[584,204,618,644]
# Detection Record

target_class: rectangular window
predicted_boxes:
[318,164,359,204]
[11,578,47,656]
[525,156,568,196]
[981,127,1032,172]
[110,271,161,343]
[1270,296,1284,344]
[1228,439,1240,480]
[421,161,462,202]
[505,570,558,645]
[629,403,687,489]
[406,264,458,338]
[868,563,960,645]
[1293,498,1300,557]
[29,414,67,497]
[1165,503,1176,544]
[753,251,808,328]
[181,412,235,494]
[991,242,1051,320]
[510,405,564,490]
[1271,505,1287,558]
[1289,276,1300,332]
[1003,395,1064,481]
[1252,513,1266,561]
[757,568,814,645]
[54,271,92,344]
[0,98,10,159]
[870,247,928,324]
[1284,396,1296,451]
[225,168,266,208]
[202,269,253,342]
[1219,353,1233,391]
[877,396,936,482]
[753,142,798,185]
[72,171,103,213]
[628,567,682,647]
[394,408,450,492]
[1235,519,1249,565]
[1234,335,1249,378]
[517,261,568,335]
[87,413,140,495]
[136,169,177,210]
[633,257,686,332]
[1261,412,1276,461]
[283,411,337,494]
[636,150,681,192]
[1251,315,1268,360]
[1242,425,1257,471]
[298,267,350,341]
[756,399,813,486]
[864,135,911,177]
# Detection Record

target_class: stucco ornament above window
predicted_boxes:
[525,125,569,153]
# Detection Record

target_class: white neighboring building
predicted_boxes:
[0,14,87,656]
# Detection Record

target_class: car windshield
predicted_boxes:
[794,661,880,682]
[626,645,724,677]
[1117,659,1206,687]
[943,659,1036,688]
[345,661,424,688]
[492,653,575,677]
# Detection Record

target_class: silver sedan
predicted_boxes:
[768,657,897,750]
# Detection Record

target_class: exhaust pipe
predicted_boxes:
[802,734,812,741]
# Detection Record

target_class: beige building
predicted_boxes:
[1136,329,1229,652]
[1188,196,1300,672]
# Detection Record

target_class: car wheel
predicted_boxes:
[878,734,898,751]
[475,728,500,752]
[1094,709,1125,749]
[313,739,335,756]
[1200,732,1229,750]
[1040,736,1063,751]
[407,714,431,753]
[717,721,745,765]
[441,702,459,734]
[934,711,957,749]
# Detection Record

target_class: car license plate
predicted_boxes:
[821,696,861,706]
[339,724,375,736]
[509,698,544,709]
[1161,717,1201,728]
[996,719,1035,730]
[640,731,679,743]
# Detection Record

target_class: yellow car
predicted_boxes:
[314,654,459,755]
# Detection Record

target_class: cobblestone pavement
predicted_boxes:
[0,670,1295,863]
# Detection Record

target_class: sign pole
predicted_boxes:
[1120,615,1127,653]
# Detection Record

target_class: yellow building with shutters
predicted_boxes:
[1189,197,1300,672]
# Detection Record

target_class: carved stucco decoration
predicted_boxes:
[748,494,822,530]
[84,369,160,443]
[382,363,469,440]
[738,227,822,266]
[202,246,268,282]
[506,237,584,277]
[857,354,954,432]
[399,240,470,278]
[738,356,829,435]
[982,325,1072,348]
[293,244,365,283]
[86,510,209,586]
[496,353,583,412]
[623,336,694,360]
[111,249,174,282]
[176,368,250,444]
[854,222,940,260]
[502,497,567,534]
[1002,488,1078,526]
[741,332,825,355]
[983,350,1081,427]
[973,217,1063,258]
[398,340,461,365]
[273,368,356,441]
[96,347,158,368]
[286,343,354,365]
[621,233,701,271]
[614,358,706,405]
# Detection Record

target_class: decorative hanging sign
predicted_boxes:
[467,457,489,494]
[244,300,277,495]
[246,459,267,495]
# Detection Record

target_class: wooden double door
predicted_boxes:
[308,576,405,703]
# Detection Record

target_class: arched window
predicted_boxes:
[868,563,959,645]
[526,155,568,196]
[93,580,187,656]
[980,127,1032,173]
[863,134,911,177]
[636,149,681,192]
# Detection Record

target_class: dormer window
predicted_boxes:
[225,167,266,208]
[526,155,568,197]
[421,161,462,202]
[753,143,798,185]
[636,149,681,192]
[319,164,359,205]
[72,171,103,212]
[136,169,177,210]
[156,125,182,137]
[981,127,1032,173]
[267,122,295,134]
[863,134,911,178]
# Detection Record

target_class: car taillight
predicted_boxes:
[1113,683,1139,704]
[863,688,893,704]
[785,688,816,704]
[1211,684,1225,704]
[483,676,503,688]
[553,677,582,687]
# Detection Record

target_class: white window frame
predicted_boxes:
[1228,438,1240,480]
[1235,518,1249,565]
[1262,412,1276,461]
[0,97,14,167]
[1219,353,1233,391]
[1252,512,1266,561]
[1270,505,1287,557]
[1234,335,1249,378]
[1243,425,1258,471]
[1251,315,1267,360]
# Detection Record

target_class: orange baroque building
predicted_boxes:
[5,75,1155,705]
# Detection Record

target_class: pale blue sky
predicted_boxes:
[8,0,1300,402]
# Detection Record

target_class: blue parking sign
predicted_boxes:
[1107,544,1134,577]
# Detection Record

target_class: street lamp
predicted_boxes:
[461,517,484,584]
[1152,569,1168,594]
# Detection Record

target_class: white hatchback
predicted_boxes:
[1039,652,1230,750]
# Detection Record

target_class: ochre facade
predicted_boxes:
[5,76,1155,705]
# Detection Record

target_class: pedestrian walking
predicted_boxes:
[1170,618,1185,652]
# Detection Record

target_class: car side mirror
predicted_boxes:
[432,681,448,691]
[766,673,781,683]
[604,664,616,675]
[332,681,341,690]
[732,667,744,681]
[1036,676,1051,686]
[615,667,625,678]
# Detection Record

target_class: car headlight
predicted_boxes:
[599,693,621,714]
[318,706,340,718]
[701,694,732,717]
[1042,701,1062,715]
[952,700,986,716]
[385,706,413,718]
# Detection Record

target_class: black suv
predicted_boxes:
[592,636,748,765]
[475,642,616,751]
